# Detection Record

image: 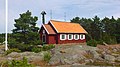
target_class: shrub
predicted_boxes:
[97,40,104,45]
[48,44,55,49]
[102,33,117,44]
[87,39,97,47]
[5,48,21,55]
[32,44,55,53]
[32,47,42,53]
[42,45,48,51]
[43,52,51,62]
[8,57,34,67]
[42,44,55,51]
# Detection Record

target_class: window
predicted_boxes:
[74,34,79,40]
[80,34,85,40]
[68,34,73,40]
[42,34,46,43]
[60,34,66,40]
[43,30,45,34]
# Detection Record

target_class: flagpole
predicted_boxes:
[5,0,8,51]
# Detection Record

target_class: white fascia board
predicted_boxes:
[50,21,59,33]
[43,25,49,34]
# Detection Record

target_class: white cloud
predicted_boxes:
[0,0,120,33]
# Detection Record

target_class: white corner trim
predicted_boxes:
[60,34,66,40]
[43,25,49,34]
[68,34,73,40]
[74,34,79,40]
[50,21,59,33]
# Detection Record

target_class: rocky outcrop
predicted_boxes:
[6,51,47,63]
[104,54,115,62]
[0,44,120,66]
[49,45,98,65]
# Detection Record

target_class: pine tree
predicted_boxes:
[12,10,39,44]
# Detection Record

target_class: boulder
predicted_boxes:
[104,54,115,62]
[49,55,61,65]
[116,56,120,62]
[7,51,46,63]
[7,52,21,58]
[86,50,103,61]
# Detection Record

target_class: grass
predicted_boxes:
[43,52,51,63]
[84,53,93,59]
[4,48,21,55]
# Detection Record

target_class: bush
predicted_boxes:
[0,57,33,67]
[32,44,55,53]
[48,44,55,49]
[5,48,21,55]
[102,33,117,44]
[32,47,42,53]
[43,52,51,62]
[3,57,34,67]
[87,39,97,47]
[97,40,104,45]
[17,44,34,51]
[42,44,55,51]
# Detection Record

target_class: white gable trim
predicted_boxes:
[49,21,59,33]
[43,25,49,34]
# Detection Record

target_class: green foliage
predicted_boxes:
[5,48,21,55]
[32,44,55,53]
[0,33,5,43]
[7,10,42,51]
[102,33,117,44]
[96,40,104,45]
[32,47,42,53]
[87,39,97,47]
[71,16,120,44]
[8,38,33,52]
[12,10,40,45]
[8,57,34,67]
[8,38,19,48]
[43,52,51,62]
[42,44,55,51]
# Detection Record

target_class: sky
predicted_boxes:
[0,0,120,33]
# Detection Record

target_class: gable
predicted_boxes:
[40,24,56,34]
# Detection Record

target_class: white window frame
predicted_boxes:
[42,34,46,43]
[80,34,85,40]
[74,34,79,40]
[68,34,73,40]
[60,34,66,40]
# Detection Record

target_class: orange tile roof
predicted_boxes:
[50,20,88,33]
[43,24,56,34]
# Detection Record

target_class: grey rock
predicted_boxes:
[116,56,120,62]
[87,50,103,60]
[104,54,115,62]
[49,55,61,65]
[7,52,21,58]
